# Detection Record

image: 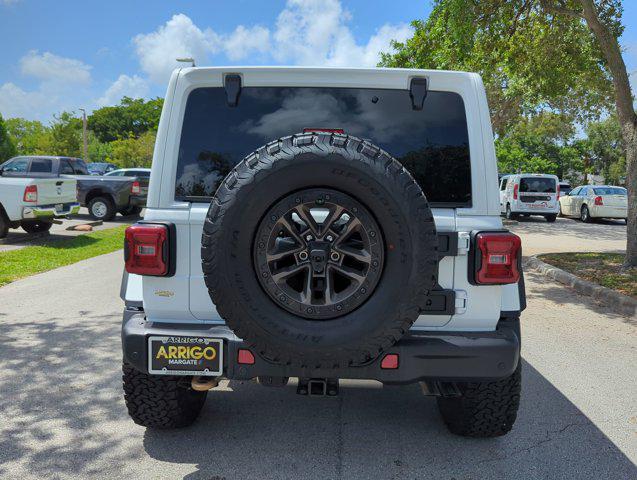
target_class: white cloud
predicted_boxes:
[0,83,57,120]
[96,74,149,106]
[224,25,271,61]
[20,50,92,85]
[133,13,220,83]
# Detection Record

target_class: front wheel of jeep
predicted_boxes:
[436,364,521,437]
[122,363,207,429]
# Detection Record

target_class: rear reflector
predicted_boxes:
[380,354,399,369]
[124,223,169,276]
[237,349,255,365]
[23,184,38,203]
[474,232,521,285]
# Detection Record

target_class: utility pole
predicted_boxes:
[79,108,88,161]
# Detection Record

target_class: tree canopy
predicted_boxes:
[88,97,163,143]
[0,114,16,163]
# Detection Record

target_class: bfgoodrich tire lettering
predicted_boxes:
[122,363,207,428]
[201,132,439,368]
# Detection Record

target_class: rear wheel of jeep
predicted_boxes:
[437,364,521,437]
[202,132,439,368]
[122,363,207,429]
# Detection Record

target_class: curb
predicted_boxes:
[523,256,636,317]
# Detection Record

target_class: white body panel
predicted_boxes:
[559,185,628,219]
[0,176,78,221]
[125,66,519,333]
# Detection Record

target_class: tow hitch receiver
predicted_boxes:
[297,378,339,396]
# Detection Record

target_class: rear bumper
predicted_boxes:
[129,195,147,207]
[589,205,627,218]
[122,311,521,384]
[22,202,80,219]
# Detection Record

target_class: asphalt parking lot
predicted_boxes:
[506,215,626,255]
[0,226,635,479]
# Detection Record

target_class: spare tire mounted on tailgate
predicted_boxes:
[202,132,438,368]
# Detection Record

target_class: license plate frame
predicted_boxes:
[148,336,223,376]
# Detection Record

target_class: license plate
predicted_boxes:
[55,203,64,213]
[148,336,223,376]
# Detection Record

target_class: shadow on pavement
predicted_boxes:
[524,270,636,327]
[141,361,636,480]
[506,216,626,243]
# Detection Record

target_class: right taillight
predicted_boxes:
[23,184,38,203]
[124,223,171,276]
[473,232,521,285]
[594,196,603,206]
[513,184,519,200]
[131,180,141,195]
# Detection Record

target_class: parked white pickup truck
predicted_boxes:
[0,176,79,237]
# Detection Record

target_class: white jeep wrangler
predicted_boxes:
[120,67,525,437]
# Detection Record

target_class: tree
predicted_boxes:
[0,114,17,163]
[88,97,163,143]
[108,131,156,169]
[381,0,636,267]
[49,112,82,157]
[583,116,625,185]
[4,118,53,155]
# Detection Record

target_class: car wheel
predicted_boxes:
[545,214,557,223]
[88,196,116,221]
[505,204,517,220]
[20,220,53,234]
[580,205,591,223]
[0,211,9,239]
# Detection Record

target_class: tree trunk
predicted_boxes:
[577,0,637,267]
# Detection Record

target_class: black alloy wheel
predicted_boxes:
[254,188,384,320]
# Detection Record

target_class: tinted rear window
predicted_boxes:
[593,187,626,195]
[520,177,556,193]
[30,158,52,173]
[175,87,471,206]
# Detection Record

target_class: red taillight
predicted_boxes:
[302,128,345,134]
[380,353,399,369]
[556,184,560,198]
[23,184,38,203]
[131,180,140,195]
[124,224,169,276]
[474,232,521,285]
[594,196,603,206]
[237,349,255,365]
[513,184,519,200]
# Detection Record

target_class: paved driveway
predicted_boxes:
[0,252,635,479]
[506,216,626,256]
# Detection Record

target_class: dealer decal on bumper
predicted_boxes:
[148,336,223,376]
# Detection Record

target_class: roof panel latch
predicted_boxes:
[224,74,242,107]
[409,77,428,111]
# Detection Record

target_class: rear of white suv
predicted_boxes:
[502,173,560,222]
[120,67,525,437]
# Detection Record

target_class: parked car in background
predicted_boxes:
[499,173,559,222]
[0,174,79,237]
[559,185,628,223]
[105,168,150,198]
[0,156,147,220]
[558,181,572,199]
[87,162,117,175]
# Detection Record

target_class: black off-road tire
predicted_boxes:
[88,196,116,221]
[21,220,53,234]
[122,363,207,429]
[437,364,522,438]
[202,132,439,368]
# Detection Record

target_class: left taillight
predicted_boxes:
[124,223,171,276]
[131,180,141,195]
[472,232,521,285]
[23,184,38,203]
[594,196,603,206]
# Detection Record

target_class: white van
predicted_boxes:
[499,174,559,222]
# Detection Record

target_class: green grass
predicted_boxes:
[0,225,127,287]
[538,252,637,298]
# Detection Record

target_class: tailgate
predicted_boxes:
[35,178,77,205]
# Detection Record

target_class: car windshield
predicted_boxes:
[175,86,472,206]
[593,187,626,195]
[519,177,556,193]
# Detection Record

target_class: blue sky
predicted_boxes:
[0,0,635,123]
